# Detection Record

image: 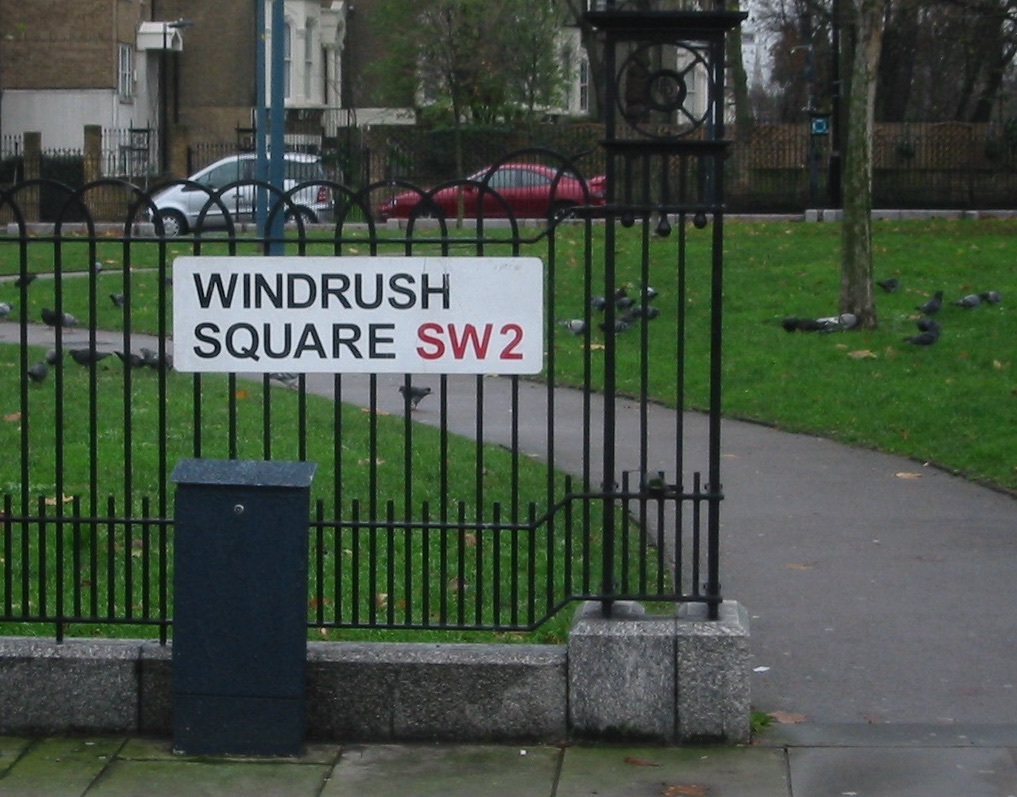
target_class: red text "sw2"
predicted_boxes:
[416,323,524,361]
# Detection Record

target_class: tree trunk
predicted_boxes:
[727,0,754,134]
[840,0,885,329]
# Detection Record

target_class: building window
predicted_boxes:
[118,44,134,100]
[579,57,590,113]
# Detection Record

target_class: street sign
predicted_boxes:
[173,256,544,374]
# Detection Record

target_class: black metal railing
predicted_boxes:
[0,150,725,641]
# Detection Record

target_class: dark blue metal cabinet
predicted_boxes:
[171,458,316,756]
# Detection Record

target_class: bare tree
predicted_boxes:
[840,0,886,328]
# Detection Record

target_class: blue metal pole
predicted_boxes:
[268,0,286,254]
[255,0,268,235]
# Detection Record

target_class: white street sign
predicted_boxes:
[173,256,544,374]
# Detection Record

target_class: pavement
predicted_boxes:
[3,729,1017,796]
[3,315,1017,793]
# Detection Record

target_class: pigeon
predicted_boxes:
[114,350,146,368]
[269,372,300,388]
[781,316,823,333]
[952,294,981,308]
[980,290,1002,304]
[558,319,586,335]
[26,362,47,383]
[640,286,659,302]
[14,273,36,288]
[41,307,79,327]
[615,295,635,312]
[905,329,940,346]
[399,384,431,409]
[590,296,608,312]
[44,348,60,365]
[69,348,112,366]
[905,318,940,345]
[110,292,126,308]
[92,261,103,276]
[815,313,858,332]
[599,317,632,334]
[140,347,173,371]
[627,305,661,321]
[876,277,899,293]
[0,301,11,319]
[916,291,943,315]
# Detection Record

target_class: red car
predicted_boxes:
[376,163,607,222]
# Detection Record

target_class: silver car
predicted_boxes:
[148,152,333,236]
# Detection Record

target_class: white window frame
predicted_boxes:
[118,43,134,101]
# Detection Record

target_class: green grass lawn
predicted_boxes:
[1,338,661,644]
[2,218,1013,490]
[546,217,1016,492]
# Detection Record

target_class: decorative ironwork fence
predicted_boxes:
[0,6,740,643]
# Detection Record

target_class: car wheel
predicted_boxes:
[410,206,440,221]
[550,201,579,222]
[157,210,187,238]
[285,207,317,227]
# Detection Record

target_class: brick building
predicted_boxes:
[0,0,351,175]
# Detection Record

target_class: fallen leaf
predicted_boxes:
[993,359,1004,370]
[3,412,21,423]
[360,407,391,416]
[785,562,813,571]
[44,494,75,506]
[357,458,386,467]
[895,472,923,480]
[234,389,250,400]
[768,710,807,724]
[847,349,877,360]
[624,756,660,767]
[588,343,606,351]
[662,785,710,797]
[375,593,388,608]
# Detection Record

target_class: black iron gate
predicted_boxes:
[0,3,742,640]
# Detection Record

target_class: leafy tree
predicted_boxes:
[375,0,574,195]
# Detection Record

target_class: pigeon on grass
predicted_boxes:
[916,291,944,315]
[69,348,112,366]
[26,362,48,383]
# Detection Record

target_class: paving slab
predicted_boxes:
[0,737,122,797]
[555,745,789,797]
[788,746,1017,797]
[0,740,31,778]
[321,743,560,797]
[86,757,334,797]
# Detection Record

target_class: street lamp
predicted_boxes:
[160,18,193,175]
